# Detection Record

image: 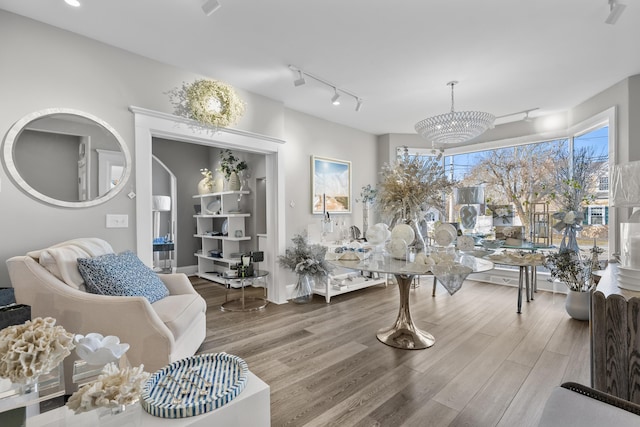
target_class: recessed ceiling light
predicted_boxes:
[65,0,81,7]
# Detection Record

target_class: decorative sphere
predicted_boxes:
[391,223,415,245]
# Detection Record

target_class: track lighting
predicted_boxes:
[331,89,341,106]
[288,65,363,112]
[293,70,306,87]
[605,0,626,24]
[202,0,221,16]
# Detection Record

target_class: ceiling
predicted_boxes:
[1,0,639,136]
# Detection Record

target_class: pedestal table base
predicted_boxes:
[377,274,435,349]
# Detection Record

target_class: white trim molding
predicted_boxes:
[130,106,289,303]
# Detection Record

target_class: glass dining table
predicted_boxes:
[329,256,494,350]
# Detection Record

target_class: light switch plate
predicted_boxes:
[106,214,128,228]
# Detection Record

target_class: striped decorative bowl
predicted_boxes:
[140,352,248,418]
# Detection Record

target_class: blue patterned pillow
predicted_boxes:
[77,250,169,303]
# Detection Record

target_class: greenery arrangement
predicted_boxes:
[167,79,245,128]
[219,149,248,179]
[278,234,333,280]
[377,147,453,221]
[544,249,594,292]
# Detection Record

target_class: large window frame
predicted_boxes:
[406,107,617,292]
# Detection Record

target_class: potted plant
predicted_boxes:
[278,234,333,303]
[219,149,247,191]
[544,249,593,320]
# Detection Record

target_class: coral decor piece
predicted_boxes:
[0,317,75,383]
[66,363,150,414]
[74,333,130,366]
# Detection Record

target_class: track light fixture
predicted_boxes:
[202,0,221,16]
[331,89,341,106]
[605,0,626,24]
[293,70,306,87]
[288,65,363,112]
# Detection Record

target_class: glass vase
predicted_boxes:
[291,274,314,304]
[403,214,426,255]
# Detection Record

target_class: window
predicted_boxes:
[440,125,609,252]
[599,176,609,191]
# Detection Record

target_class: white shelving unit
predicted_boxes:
[314,269,387,303]
[193,191,251,285]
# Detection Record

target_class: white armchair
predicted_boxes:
[6,239,207,392]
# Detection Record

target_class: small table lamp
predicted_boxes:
[611,160,640,268]
[455,187,485,231]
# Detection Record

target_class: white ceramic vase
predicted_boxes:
[227,172,241,191]
[565,289,590,321]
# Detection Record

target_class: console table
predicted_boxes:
[591,263,640,404]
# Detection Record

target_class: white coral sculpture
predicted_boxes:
[0,317,75,383]
[66,363,150,413]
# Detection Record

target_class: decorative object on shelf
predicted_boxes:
[66,363,149,414]
[141,352,248,418]
[455,186,485,231]
[279,234,333,304]
[219,149,248,191]
[311,156,352,214]
[198,168,213,194]
[167,79,245,129]
[377,146,453,253]
[74,333,130,366]
[357,184,377,239]
[544,250,593,320]
[414,81,495,147]
[0,317,75,392]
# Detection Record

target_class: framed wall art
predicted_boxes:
[311,155,351,214]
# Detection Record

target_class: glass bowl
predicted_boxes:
[480,239,505,250]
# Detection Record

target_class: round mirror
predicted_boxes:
[2,108,131,208]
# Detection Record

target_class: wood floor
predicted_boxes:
[192,276,590,427]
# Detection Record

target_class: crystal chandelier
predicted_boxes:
[415,81,495,146]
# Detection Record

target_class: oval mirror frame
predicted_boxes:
[2,108,132,208]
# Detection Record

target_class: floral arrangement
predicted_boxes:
[200,168,213,191]
[278,234,333,280]
[0,317,75,383]
[219,149,248,179]
[357,184,377,204]
[544,249,593,292]
[377,147,453,221]
[167,79,245,128]
[66,363,149,413]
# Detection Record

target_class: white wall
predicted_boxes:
[0,10,381,289]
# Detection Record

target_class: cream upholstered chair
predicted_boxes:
[6,238,207,392]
